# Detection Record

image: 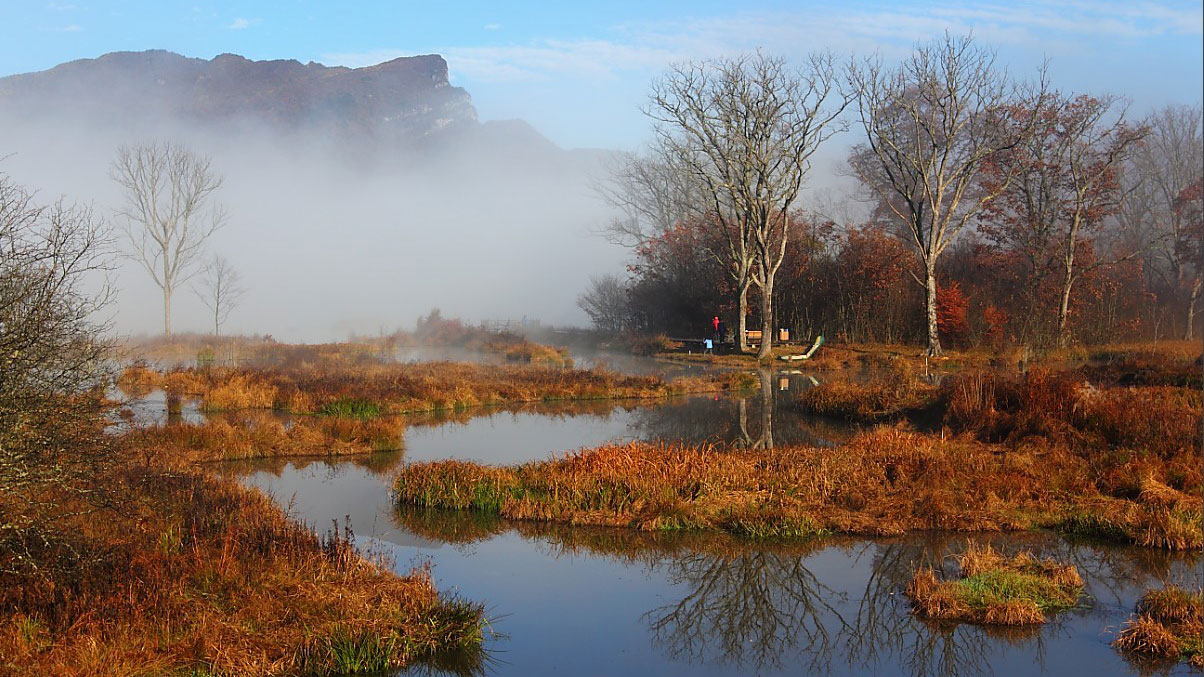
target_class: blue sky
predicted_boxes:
[2,1,1201,149]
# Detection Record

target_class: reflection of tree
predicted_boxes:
[627,372,854,448]
[842,536,1063,677]
[647,548,845,672]
[734,369,776,450]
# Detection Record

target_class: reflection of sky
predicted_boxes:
[241,460,1198,677]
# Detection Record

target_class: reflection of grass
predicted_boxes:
[906,543,1083,625]
[394,505,505,546]
[1114,585,1203,668]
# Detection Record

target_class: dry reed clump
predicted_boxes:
[128,413,406,466]
[802,366,1201,461]
[396,429,996,538]
[905,543,1083,626]
[0,468,485,676]
[494,341,573,368]
[1113,585,1203,667]
[201,372,278,411]
[115,362,162,397]
[794,365,936,422]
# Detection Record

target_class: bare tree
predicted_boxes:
[111,142,226,337]
[595,151,705,248]
[193,254,245,336]
[647,52,848,357]
[848,33,1045,356]
[1127,105,1204,339]
[577,274,629,333]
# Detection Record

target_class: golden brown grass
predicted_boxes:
[120,360,755,416]
[0,468,484,676]
[795,364,936,421]
[127,412,407,467]
[906,543,1083,625]
[491,339,573,368]
[1114,585,1204,668]
[394,425,1202,549]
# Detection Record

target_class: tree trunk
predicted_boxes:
[1057,218,1082,349]
[757,278,774,359]
[163,284,173,337]
[1185,276,1202,341]
[737,284,749,353]
[924,261,942,357]
[1057,257,1075,349]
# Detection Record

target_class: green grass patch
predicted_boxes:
[316,399,382,419]
[952,569,1080,613]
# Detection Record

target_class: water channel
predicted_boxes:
[137,354,1199,676]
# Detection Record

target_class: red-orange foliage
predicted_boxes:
[937,281,971,348]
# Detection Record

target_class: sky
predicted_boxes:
[0,1,1201,339]
[2,1,1201,150]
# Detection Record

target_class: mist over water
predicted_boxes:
[1,96,626,341]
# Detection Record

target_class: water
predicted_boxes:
[139,351,1199,675]
[241,461,1199,677]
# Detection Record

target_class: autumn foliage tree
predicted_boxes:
[978,93,1143,347]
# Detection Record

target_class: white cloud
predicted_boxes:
[324,1,1201,84]
[228,17,255,30]
[483,23,501,31]
[58,24,83,32]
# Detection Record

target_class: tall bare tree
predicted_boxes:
[1126,105,1204,339]
[647,52,848,357]
[111,142,226,337]
[596,151,704,248]
[848,33,1045,356]
[577,274,630,333]
[193,254,245,336]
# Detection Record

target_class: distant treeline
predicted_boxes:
[582,36,1202,351]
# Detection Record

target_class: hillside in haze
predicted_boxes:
[1,50,481,147]
[0,50,604,165]
[0,51,623,339]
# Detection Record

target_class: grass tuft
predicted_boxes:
[906,543,1083,625]
[1114,585,1203,667]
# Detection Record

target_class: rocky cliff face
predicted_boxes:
[0,50,479,147]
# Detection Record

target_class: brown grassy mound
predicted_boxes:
[127,411,407,467]
[1114,585,1204,668]
[393,427,1202,548]
[906,543,1083,625]
[0,469,484,676]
